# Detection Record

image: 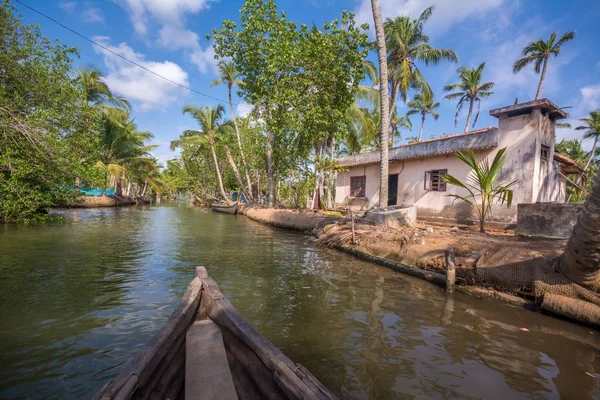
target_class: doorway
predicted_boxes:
[388,174,398,206]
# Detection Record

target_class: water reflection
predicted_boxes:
[0,202,598,399]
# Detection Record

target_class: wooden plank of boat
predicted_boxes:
[212,203,238,215]
[94,266,336,400]
[185,320,237,400]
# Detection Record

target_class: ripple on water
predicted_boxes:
[0,203,598,399]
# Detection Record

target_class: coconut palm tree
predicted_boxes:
[210,61,253,200]
[176,104,233,202]
[560,167,600,291]
[513,31,575,100]
[406,90,440,141]
[575,110,600,171]
[444,63,494,132]
[75,66,130,111]
[391,114,412,147]
[96,110,156,196]
[371,0,391,208]
[384,6,458,108]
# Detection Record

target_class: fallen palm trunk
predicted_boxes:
[541,293,600,328]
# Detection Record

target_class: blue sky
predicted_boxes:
[15,0,600,164]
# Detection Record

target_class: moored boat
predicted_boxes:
[211,203,238,215]
[93,267,335,400]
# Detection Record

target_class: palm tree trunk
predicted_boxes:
[418,115,425,141]
[264,102,275,207]
[228,84,253,200]
[464,99,474,132]
[535,57,548,100]
[224,145,251,203]
[584,136,598,171]
[209,142,229,202]
[371,0,390,209]
[142,182,148,196]
[560,169,600,291]
[266,130,275,207]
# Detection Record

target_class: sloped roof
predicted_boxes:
[337,127,498,167]
[554,152,584,174]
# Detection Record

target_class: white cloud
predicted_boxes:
[59,2,76,11]
[118,0,213,35]
[116,0,217,73]
[158,25,199,49]
[82,5,105,23]
[580,85,600,111]
[236,101,252,118]
[59,1,104,23]
[189,45,218,74]
[556,84,600,149]
[92,37,189,111]
[354,0,506,36]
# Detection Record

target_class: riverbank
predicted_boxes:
[65,195,151,208]
[238,206,600,328]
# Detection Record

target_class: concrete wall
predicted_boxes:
[335,106,565,222]
[517,202,581,239]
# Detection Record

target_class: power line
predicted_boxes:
[14,0,253,109]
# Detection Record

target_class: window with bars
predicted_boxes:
[424,169,447,191]
[350,176,366,198]
[541,144,550,161]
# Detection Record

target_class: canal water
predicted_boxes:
[0,203,598,399]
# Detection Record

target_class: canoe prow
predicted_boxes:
[94,266,336,400]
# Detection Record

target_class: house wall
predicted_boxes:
[335,107,565,221]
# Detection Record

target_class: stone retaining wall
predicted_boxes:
[517,202,581,239]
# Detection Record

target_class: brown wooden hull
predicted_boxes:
[93,267,336,400]
[212,204,238,215]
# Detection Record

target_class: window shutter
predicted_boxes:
[424,171,431,190]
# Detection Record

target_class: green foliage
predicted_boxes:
[444,62,494,131]
[384,6,458,105]
[513,31,576,74]
[406,89,440,141]
[442,148,517,233]
[211,0,370,205]
[0,0,96,222]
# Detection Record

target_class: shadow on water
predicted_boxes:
[0,201,598,399]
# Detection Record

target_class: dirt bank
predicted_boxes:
[237,207,600,328]
[241,206,341,231]
[67,195,150,208]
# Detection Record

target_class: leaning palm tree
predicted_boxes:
[210,61,253,200]
[384,6,458,108]
[371,0,391,208]
[406,90,440,141]
[444,63,494,132]
[560,167,600,291]
[176,104,232,203]
[513,31,575,100]
[576,110,600,171]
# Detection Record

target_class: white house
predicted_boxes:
[334,99,582,225]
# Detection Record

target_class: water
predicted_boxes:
[0,203,598,399]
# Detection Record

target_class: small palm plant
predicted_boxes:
[442,147,517,233]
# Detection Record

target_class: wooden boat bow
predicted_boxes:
[93,267,336,400]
